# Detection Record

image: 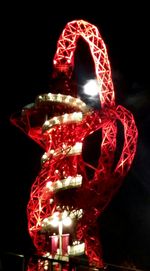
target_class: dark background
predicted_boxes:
[1,4,150,270]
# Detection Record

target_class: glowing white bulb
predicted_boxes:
[46,181,53,189]
[83,79,99,96]
[63,216,72,226]
[43,218,48,223]
[49,218,59,227]
[44,120,49,126]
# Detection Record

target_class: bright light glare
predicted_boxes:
[83,79,99,96]
[63,216,72,226]
[50,218,59,227]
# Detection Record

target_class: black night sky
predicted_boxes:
[1,5,150,270]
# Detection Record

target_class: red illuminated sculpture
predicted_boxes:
[11,20,138,270]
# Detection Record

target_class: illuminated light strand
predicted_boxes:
[68,242,85,255]
[51,174,82,192]
[41,142,83,163]
[36,93,90,113]
[43,174,82,194]
[42,207,83,229]
[43,112,83,132]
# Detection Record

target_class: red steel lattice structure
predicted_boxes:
[11,20,138,269]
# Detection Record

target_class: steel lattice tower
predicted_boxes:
[11,20,138,270]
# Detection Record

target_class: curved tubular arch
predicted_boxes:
[53,19,115,108]
[114,105,138,177]
[53,19,117,173]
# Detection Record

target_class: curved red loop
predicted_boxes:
[53,19,115,108]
